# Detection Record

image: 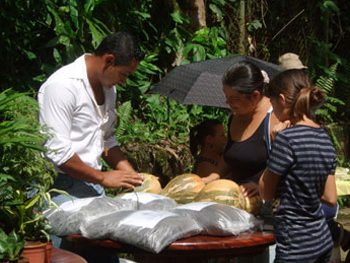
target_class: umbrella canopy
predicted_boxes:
[149,55,284,109]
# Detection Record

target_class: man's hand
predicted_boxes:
[59,153,143,190]
[240,182,259,197]
[100,170,143,189]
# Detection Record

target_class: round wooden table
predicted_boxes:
[68,232,275,262]
[50,248,87,263]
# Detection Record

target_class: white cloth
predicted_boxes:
[38,54,118,172]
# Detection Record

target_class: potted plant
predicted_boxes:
[0,229,27,263]
[0,89,58,263]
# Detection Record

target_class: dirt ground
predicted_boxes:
[336,207,350,262]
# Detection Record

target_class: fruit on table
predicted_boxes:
[193,179,263,215]
[160,173,205,204]
[193,179,245,209]
[244,195,263,216]
[133,173,162,194]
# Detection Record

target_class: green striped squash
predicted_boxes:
[193,179,245,209]
[160,174,205,204]
[134,173,162,194]
[193,179,263,215]
[244,195,263,216]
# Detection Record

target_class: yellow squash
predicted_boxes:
[160,173,205,204]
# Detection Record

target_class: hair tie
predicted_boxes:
[261,70,270,83]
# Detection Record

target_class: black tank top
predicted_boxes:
[193,156,218,175]
[223,116,268,185]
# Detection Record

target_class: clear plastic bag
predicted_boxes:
[170,202,263,236]
[116,192,178,210]
[81,210,202,253]
[44,196,137,236]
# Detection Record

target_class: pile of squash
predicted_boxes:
[129,173,262,216]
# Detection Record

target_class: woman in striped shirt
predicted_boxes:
[259,69,337,263]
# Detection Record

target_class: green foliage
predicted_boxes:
[0,228,26,261]
[115,6,230,174]
[0,90,55,191]
[318,0,340,20]
[160,10,192,62]
[315,63,345,125]
[181,26,229,63]
[208,0,225,21]
[0,1,50,92]
[338,196,350,208]
[0,89,57,242]
[312,63,347,160]
[247,20,263,33]
[2,0,350,174]
[44,0,112,56]
[115,101,132,139]
[316,63,338,95]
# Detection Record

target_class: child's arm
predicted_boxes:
[259,168,280,201]
[195,160,220,184]
[202,173,220,184]
[217,157,231,179]
[321,174,337,207]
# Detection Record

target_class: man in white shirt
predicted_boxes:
[38,32,145,258]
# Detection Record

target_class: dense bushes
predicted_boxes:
[1,0,350,177]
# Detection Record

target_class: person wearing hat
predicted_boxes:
[278,52,307,70]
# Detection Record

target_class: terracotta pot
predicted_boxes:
[44,241,53,263]
[0,257,29,263]
[22,241,47,263]
[18,258,30,263]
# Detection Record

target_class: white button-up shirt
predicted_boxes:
[38,54,118,173]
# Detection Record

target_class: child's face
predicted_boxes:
[270,95,290,122]
[205,124,227,155]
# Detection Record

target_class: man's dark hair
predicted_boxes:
[94,32,145,66]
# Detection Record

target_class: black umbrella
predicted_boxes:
[149,55,284,109]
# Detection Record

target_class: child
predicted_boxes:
[190,119,227,184]
[259,69,338,263]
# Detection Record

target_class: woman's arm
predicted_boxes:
[259,168,280,201]
[321,174,337,207]
[270,112,291,141]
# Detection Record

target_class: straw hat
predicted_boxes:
[278,53,307,70]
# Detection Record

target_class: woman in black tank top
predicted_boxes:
[220,61,279,198]
[224,114,268,185]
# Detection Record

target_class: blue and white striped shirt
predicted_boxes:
[267,125,337,261]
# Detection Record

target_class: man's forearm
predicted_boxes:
[103,146,136,172]
[58,153,104,184]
